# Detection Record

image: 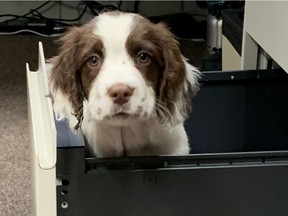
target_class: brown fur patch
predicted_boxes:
[50,19,103,119]
[126,16,188,124]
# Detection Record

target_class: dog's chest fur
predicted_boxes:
[81,112,189,157]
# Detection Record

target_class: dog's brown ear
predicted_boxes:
[50,27,86,127]
[156,23,200,125]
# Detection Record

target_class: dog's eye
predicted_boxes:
[87,55,101,67]
[137,51,151,64]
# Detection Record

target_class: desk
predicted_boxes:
[242,1,288,72]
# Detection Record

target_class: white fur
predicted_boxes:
[88,13,155,123]
[81,105,189,157]
[184,59,201,92]
[49,12,200,157]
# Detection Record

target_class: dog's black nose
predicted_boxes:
[108,83,134,105]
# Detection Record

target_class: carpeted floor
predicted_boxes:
[0,34,204,216]
[0,69,30,216]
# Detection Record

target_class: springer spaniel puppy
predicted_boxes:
[49,11,200,157]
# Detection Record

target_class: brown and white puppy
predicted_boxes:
[49,11,200,157]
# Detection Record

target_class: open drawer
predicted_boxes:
[28,43,288,216]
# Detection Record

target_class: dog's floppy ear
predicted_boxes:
[49,27,85,129]
[156,23,200,126]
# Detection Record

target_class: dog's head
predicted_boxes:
[50,11,200,128]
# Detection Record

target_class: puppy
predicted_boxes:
[49,11,200,157]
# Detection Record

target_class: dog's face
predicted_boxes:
[50,11,199,128]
